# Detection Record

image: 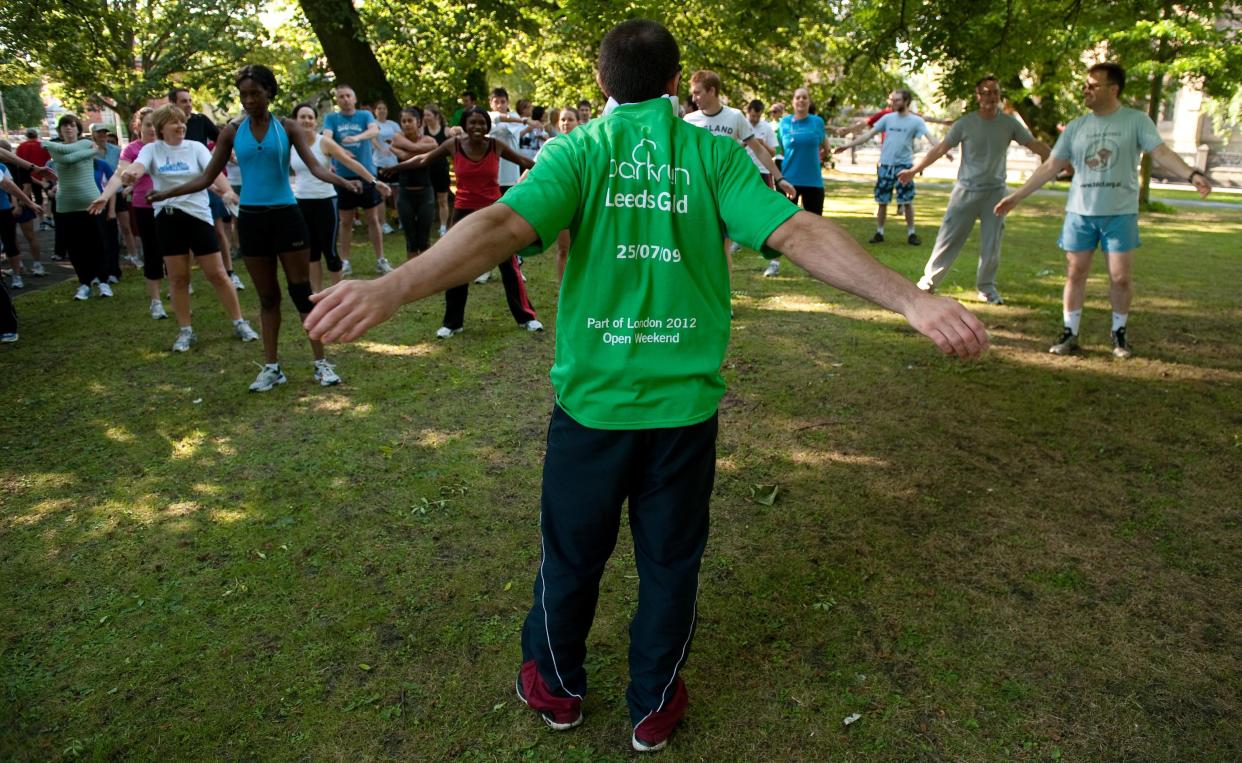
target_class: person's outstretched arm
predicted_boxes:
[1151,144,1213,198]
[898,139,952,184]
[304,203,536,343]
[146,128,235,202]
[994,156,1071,216]
[766,211,990,358]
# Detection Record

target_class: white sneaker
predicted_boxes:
[375,257,394,274]
[438,224,447,237]
[976,290,1005,306]
[474,270,492,284]
[10,275,23,289]
[0,332,17,343]
[150,300,168,320]
[763,260,780,277]
[233,319,259,342]
[524,319,544,332]
[729,241,742,255]
[97,281,114,298]
[230,272,245,290]
[435,326,462,339]
[106,275,119,284]
[73,284,91,301]
[30,262,46,276]
[340,260,353,277]
[171,327,195,352]
[249,363,287,392]
[125,254,143,269]
[313,358,342,386]
[381,222,394,235]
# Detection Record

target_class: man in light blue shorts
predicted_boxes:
[835,89,933,245]
[996,62,1213,358]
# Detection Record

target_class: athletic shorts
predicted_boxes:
[115,193,129,214]
[429,159,451,194]
[874,163,915,205]
[237,204,308,256]
[1058,212,1140,253]
[155,208,220,257]
[14,207,35,224]
[336,181,382,211]
[208,190,232,222]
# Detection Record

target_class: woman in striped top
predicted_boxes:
[43,115,110,300]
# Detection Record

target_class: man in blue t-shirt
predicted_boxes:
[836,89,933,245]
[996,62,1213,359]
[323,83,393,279]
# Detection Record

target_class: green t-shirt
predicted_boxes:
[500,97,799,430]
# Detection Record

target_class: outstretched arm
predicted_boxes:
[898,139,952,184]
[395,139,453,170]
[497,142,535,171]
[89,159,138,214]
[1151,144,1212,198]
[287,119,362,195]
[835,127,881,153]
[766,211,989,359]
[994,156,1072,216]
[743,136,796,199]
[1,176,41,216]
[42,140,97,163]
[304,203,535,343]
[1023,138,1051,163]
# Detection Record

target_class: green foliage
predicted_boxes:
[0,0,269,122]
[0,82,44,128]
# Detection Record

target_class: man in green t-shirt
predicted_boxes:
[306,19,988,754]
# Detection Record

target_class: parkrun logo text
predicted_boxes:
[605,139,691,214]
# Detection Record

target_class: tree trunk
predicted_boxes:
[296,0,397,113]
[1138,71,1163,208]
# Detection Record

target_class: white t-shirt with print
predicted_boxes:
[135,140,215,225]
[684,106,754,146]
[488,111,525,187]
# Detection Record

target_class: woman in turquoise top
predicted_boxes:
[777,88,833,216]
[148,64,361,392]
[43,115,110,299]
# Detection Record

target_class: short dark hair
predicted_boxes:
[1088,62,1126,94]
[334,82,354,94]
[975,75,999,89]
[56,114,84,134]
[292,103,318,120]
[598,19,681,104]
[24,128,38,139]
[459,106,492,132]
[894,88,913,105]
[168,87,190,102]
[236,64,280,97]
[460,91,476,101]
[489,87,509,100]
[578,99,591,109]
[747,99,764,113]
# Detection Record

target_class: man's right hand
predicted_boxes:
[904,292,990,360]
[304,277,403,344]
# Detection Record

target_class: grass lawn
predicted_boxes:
[2,184,1240,761]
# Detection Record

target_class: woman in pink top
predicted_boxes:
[94,107,168,320]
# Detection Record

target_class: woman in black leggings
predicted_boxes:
[384,107,438,260]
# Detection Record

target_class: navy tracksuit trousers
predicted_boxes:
[521,404,717,725]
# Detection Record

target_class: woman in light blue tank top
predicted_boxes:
[144,64,361,392]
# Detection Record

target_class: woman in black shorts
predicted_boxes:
[421,104,452,237]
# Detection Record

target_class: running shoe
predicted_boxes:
[1049,328,1079,355]
[230,272,245,290]
[150,300,168,320]
[976,290,1005,305]
[375,257,394,275]
[868,232,884,243]
[907,233,922,246]
[0,333,17,343]
[313,358,342,386]
[763,260,780,277]
[249,364,287,392]
[381,222,394,235]
[29,262,46,276]
[523,320,544,333]
[106,275,119,284]
[97,281,114,298]
[435,326,462,339]
[125,254,143,269]
[438,224,447,237]
[1111,327,1133,359]
[10,275,23,289]
[73,284,91,301]
[171,327,195,353]
[233,319,259,342]
[729,241,742,255]
[632,677,689,753]
[340,260,353,277]
[474,270,492,284]
[515,661,583,732]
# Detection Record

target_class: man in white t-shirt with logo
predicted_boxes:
[836,89,934,245]
[479,86,531,284]
[996,62,1212,358]
[685,70,793,269]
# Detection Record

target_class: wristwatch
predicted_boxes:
[1188,169,1206,184]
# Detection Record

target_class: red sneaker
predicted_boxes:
[632,677,688,753]
[515,659,583,731]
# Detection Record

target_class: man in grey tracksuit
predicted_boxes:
[900,76,1050,304]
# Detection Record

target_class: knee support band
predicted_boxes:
[288,281,314,314]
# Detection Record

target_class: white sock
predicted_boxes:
[265,362,280,370]
[907,224,916,235]
[876,225,885,235]
[1111,312,1128,332]
[179,325,193,333]
[151,299,161,306]
[1063,309,1082,335]
[233,318,246,326]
